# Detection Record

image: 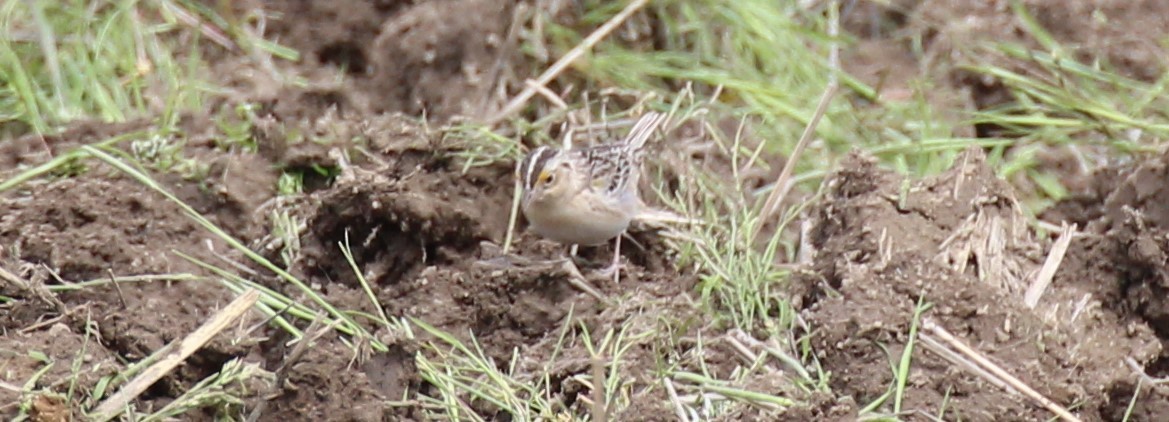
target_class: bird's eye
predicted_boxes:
[538,170,555,185]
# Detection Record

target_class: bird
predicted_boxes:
[516,111,669,283]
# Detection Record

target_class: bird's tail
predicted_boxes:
[622,111,668,151]
[634,206,703,225]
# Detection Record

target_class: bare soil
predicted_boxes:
[798,148,1165,420]
[2,0,1169,421]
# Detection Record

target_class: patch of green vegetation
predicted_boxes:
[968,42,1169,210]
[0,0,212,138]
[138,359,271,421]
[537,0,991,179]
[950,4,1169,212]
[546,0,847,147]
[445,123,528,172]
[275,171,304,195]
[214,102,262,152]
[413,316,568,420]
[0,2,310,418]
[128,133,200,175]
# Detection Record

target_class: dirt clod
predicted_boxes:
[801,148,1162,420]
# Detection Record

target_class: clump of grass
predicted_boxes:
[912,3,1165,212]
[139,359,272,421]
[671,166,795,331]
[855,297,931,420]
[410,300,673,420]
[971,43,1169,147]
[128,132,203,176]
[0,0,297,141]
[213,102,262,152]
[409,295,804,421]
[412,318,568,420]
[444,122,528,172]
[1,0,199,137]
[542,0,851,147]
[531,0,988,179]
[964,40,1169,212]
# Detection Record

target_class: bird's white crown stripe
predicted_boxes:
[523,146,552,189]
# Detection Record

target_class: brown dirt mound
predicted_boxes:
[6,0,1169,419]
[1041,148,1169,420]
[0,104,703,420]
[797,147,1162,420]
[240,0,512,122]
[0,323,122,419]
[0,173,252,416]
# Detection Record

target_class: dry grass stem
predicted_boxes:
[755,83,839,240]
[922,318,1082,422]
[90,289,261,421]
[591,352,608,422]
[526,79,570,110]
[560,260,611,305]
[663,377,691,422]
[1024,223,1077,308]
[0,265,67,314]
[919,333,1014,393]
[486,0,652,125]
[752,0,841,243]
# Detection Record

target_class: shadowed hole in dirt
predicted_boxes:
[1148,354,1169,378]
[300,168,489,288]
[840,0,911,39]
[286,90,352,117]
[278,122,613,368]
[318,41,368,74]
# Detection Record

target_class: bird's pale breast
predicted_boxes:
[523,193,633,245]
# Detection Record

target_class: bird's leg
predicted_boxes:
[596,233,624,284]
[612,234,622,284]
